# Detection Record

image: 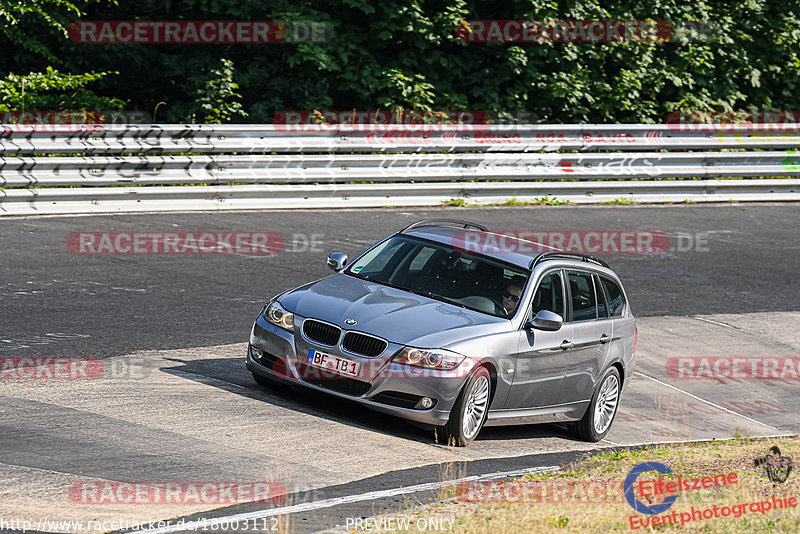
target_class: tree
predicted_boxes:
[194,59,248,123]
[0,0,122,118]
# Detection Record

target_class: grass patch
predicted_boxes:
[441,197,469,207]
[482,195,573,206]
[528,195,571,206]
[363,436,800,533]
[601,196,637,205]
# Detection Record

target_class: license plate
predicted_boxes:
[306,349,361,377]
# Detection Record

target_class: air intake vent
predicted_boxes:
[342,332,388,357]
[303,319,341,346]
[297,364,372,396]
[371,391,426,409]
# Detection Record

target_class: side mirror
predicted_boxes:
[527,310,563,332]
[327,252,348,272]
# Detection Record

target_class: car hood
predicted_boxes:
[279,273,509,347]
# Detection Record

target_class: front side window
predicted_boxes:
[567,271,597,321]
[530,270,565,320]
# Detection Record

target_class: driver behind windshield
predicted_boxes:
[502,276,525,316]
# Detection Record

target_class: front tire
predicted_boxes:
[570,367,621,442]
[439,366,491,447]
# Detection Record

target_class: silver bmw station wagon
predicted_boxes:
[247,219,636,446]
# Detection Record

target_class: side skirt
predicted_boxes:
[484,401,590,427]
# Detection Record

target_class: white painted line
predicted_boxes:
[634,372,779,431]
[136,465,560,534]
[691,316,734,328]
[604,433,796,450]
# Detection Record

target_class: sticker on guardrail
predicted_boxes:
[784,150,799,172]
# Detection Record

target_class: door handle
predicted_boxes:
[600,334,610,344]
[560,340,574,350]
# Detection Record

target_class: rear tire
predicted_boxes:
[570,367,621,442]
[439,366,491,447]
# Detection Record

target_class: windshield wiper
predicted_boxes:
[380,281,466,308]
[426,291,466,308]
[343,270,370,281]
[346,276,474,311]
[379,280,435,299]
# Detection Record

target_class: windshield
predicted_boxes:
[345,234,530,318]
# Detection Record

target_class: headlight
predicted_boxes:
[264,300,294,332]
[392,347,465,370]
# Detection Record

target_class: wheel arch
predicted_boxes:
[611,360,625,386]
[474,359,498,407]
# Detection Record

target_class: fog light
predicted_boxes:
[420,397,434,409]
[251,346,263,360]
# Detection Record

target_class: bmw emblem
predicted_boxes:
[345,318,357,326]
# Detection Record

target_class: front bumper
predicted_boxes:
[247,314,475,426]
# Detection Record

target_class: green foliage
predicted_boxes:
[599,450,627,461]
[1,1,799,124]
[0,1,122,113]
[442,197,468,206]
[784,150,800,172]
[502,196,526,206]
[0,0,81,60]
[530,194,570,205]
[377,69,436,111]
[602,196,637,204]
[0,67,123,111]
[194,59,248,123]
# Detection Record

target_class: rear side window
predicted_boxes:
[594,274,609,318]
[567,271,597,321]
[600,277,625,317]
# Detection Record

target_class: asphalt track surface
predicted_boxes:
[1,204,799,533]
[2,204,798,359]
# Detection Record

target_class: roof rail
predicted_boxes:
[529,252,610,269]
[400,219,488,233]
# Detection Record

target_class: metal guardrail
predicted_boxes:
[2,180,798,215]
[0,152,795,187]
[2,124,800,153]
[1,124,798,215]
